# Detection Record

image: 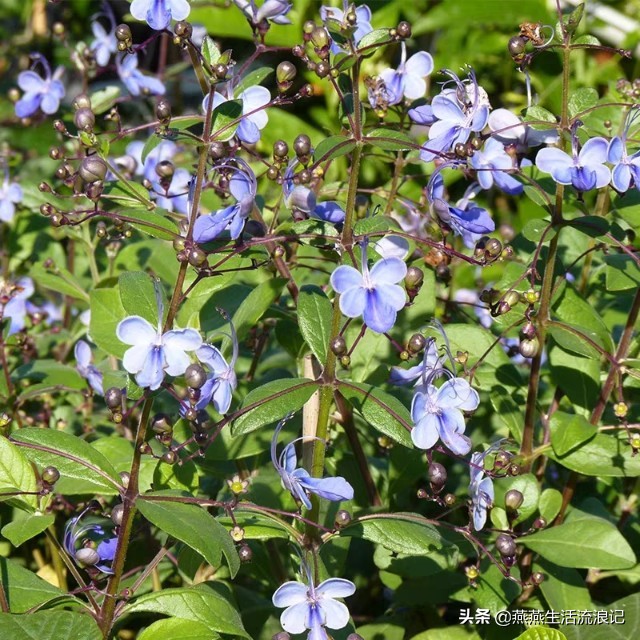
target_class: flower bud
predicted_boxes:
[185,363,207,389]
[116,24,132,44]
[162,450,177,465]
[508,36,526,57]
[293,134,312,157]
[531,571,545,585]
[151,413,173,435]
[428,462,447,488]
[111,503,124,526]
[330,336,347,356]
[238,543,253,562]
[484,237,503,259]
[273,140,289,159]
[86,181,104,201]
[155,99,171,125]
[504,489,524,511]
[42,466,60,485]
[73,93,92,111]
[184,407,198,421]
[340,355,351,367]
[155,160,175,180]
[79,156,107,183]
[334,509,352,528]
[503,290,520,309]
[503,554,517,568]
[74,107,95,132]
[272,633,291,640]
[310,26,329,49]
[105,387,123,410]
[520,321,536,340]
[213,63,228,79]
[518,338,539,359]
[276,61,297,84]
[404,266,424,289]
[396,21,411,38]
[208,140,226,160]
[347,635,365,640]
[75,548,100,567]
[495,533,517,557]
[407,333,426,354]
[174,20,192,39]
[444,493,456,506]
[188,247,207,267]
[316,62,330,78]
[435,264,451,283]
[508,463,520,476]
[120,471,130,489]
[533,517,547,529]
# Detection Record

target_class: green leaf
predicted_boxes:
[119,271,159,325]
[313,135,356,162]
[494,474,540,524]
[357,28,392,51]
[141,135,162,165]
[520,517,636,569]
[210,100,243,141]
[102,180,153,207]
[490,387,524,442]
[548,322,606,359]
[0,436,38,509]
[90,86,120,114]
[121,584,250,638]
[564,1,584,34]
[0,557,71,613]
[514,628,567,640]
[232,378,319,436]
[1,514,55,546]
[550,411,597,456]
[0,611,101,640]
[341,513,448,555]
[297,285,333,363]
[234,66,274,94]
[222,277,287,353]
[365,128,415,151]
[538,488,563,522]
[552,284,613,353]
[524,105,558,130]
[548,344,600,413]
[548,430,640,476]
[201,35,221,66]
[11,361,85,391]
[473,559,522,613]
[137,493,240,578]
[572,34,600,45]
[562,593,640,639]
[118,208,180,241]
[568,87,598,118]
[522,218,555,243]
[535,558,592,613]
[411,627,481,640]
[217,512,290,541]
[11,429,122,496]
[353,216,390,237]
[605,254,640,291]
[138,618,219,640]
[29,263,89,301]
[338,382,413,448]
[566,215,609,238]
[90,287,127,358]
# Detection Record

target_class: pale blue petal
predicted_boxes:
[122,343,153,375]
[240,85,270,128]
[405,51,434,80]
[437,378,479,411]
[147,0,172,30]
[431,95,465,123]
[437,410,472,455]
[363,289,397,333]
[299,476,354,502]
[272,581,308,607]
[280,601,311,634]
[612,163,632,192]
[411,412,440,450]
[74,340,91,368]
[40,92,60,114]
[197,344,229,374]
[212,380,234,414]
[579,136,608,166]
[117,316,157,345]
[168,0,191,20]
[535,147,572,182]
[15,94,41,118]
[312,201,345,223]
[318,598,350,630]
[237,118,261,144]
[316,578,356,599]
[389,363,422,386]
[607,136,624,163]
[571,166,596,192]
[136,346,166,390]
[374,283,406,312]
[409,104,435,125]
[369,257,407,285]
[331,265,363,292]
[17,71,44,93]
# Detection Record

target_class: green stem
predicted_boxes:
[304,58,364,536]
[98,396,154,638]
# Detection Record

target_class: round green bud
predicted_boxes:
[42,466,60,484]
[293,134,311,157]
[74,107,95,132]
[334,509,352,528]
[276,61,297,84]
[111,503,124,526]
[79,156,107,183]
[505,489,524,511]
